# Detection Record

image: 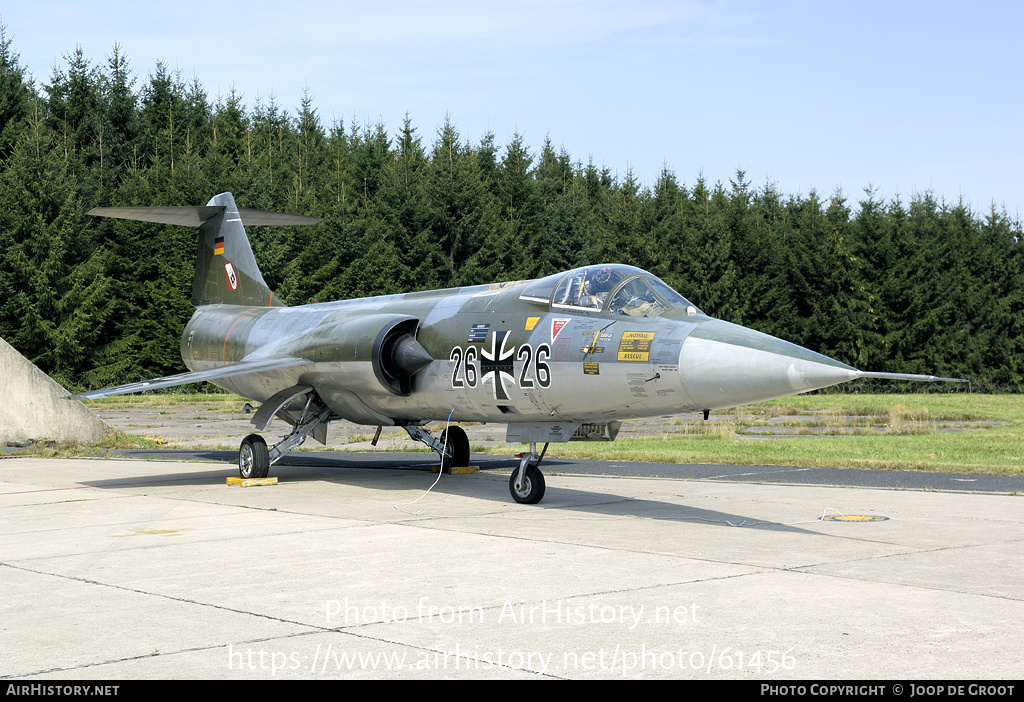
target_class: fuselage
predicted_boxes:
[180,265,859,429]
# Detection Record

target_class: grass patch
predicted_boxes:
[758,393,1016,423]
[25,430,162,458]
[83,393,246,412]
[483,394,1024,476]
[535,432,1023,475]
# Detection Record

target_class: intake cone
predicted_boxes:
[387,333,434,376]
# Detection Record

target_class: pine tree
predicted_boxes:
[95,44,138,196]
[43,47,105,201]
[526,141,593,277]
[0,23,33,160]
[425,117,499,287]
[0,129,117,385]
[798,191,882,367]
[487,132,538,280]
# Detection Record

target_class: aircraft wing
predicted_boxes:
[854,371,968,383]
[70,357,311,400]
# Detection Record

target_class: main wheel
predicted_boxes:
[239,434,270,479]
[509,464,545,504]
[439,426,470,468]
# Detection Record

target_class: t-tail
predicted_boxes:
[88,192,323,307]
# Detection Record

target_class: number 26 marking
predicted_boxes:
[451,343,550,390]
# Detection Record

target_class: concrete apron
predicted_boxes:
[1,455,1020,679]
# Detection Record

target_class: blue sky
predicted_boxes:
[3,1,1021,216]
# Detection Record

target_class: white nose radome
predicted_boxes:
[678,320,858,410]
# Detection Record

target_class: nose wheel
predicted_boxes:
[509,442,548,504]
[509,463,545,504]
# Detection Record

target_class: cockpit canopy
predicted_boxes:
[518,264,701,318]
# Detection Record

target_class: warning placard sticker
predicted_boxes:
[617,331,656,362]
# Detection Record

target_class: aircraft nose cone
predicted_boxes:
[678,319,858,410]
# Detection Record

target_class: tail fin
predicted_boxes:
[190,192,282,307]
[89,192,322,307]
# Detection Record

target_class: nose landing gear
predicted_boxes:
[510,442,548,504]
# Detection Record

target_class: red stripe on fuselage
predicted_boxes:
[222,308,262,365]
[221,308,263,394]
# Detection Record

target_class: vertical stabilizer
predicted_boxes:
[193,193,279,307]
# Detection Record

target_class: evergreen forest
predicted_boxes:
[1,35,1022,393]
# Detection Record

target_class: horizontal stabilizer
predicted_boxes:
[236,209,325,226]
[91,194,322,307]
[87,206,323,227]
[70,357,311,400]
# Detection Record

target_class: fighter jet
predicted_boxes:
[74,192,964,503]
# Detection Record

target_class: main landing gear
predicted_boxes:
[403,424,470,470]
[238,387,332,479]
[239,434,270,479]
[510,442,548,504]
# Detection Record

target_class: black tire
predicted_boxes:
[439,425,470,468]
[509,464,545,504]
[239,434,270,479]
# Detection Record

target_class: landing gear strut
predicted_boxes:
[510,442,548,504]
[403,424,470,469]
[237,389,332,479]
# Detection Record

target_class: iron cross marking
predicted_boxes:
[480,330,515,400]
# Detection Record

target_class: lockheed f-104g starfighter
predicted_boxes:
[75,193,963,503]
